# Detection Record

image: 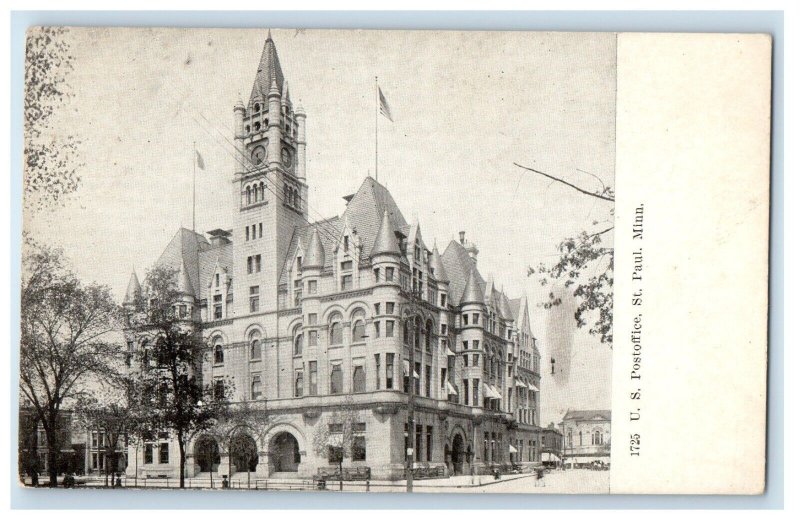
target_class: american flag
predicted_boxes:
[378,87,393,122]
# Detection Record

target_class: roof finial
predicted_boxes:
[267,28,273,41]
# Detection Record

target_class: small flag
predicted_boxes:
[378,87,393,122]
[195,150,205,170]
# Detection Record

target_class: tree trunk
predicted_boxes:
[178,430,186,489]
[46,428,58,487]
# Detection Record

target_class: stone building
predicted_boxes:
[559,410,611,469]
[123,33,542,481]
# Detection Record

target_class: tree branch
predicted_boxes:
[513,162,615,202]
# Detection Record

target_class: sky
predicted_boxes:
[24,28,616,426]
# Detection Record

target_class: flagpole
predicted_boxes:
[375,76,379,182]
[192,141,196,232]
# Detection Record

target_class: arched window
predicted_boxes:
[213,341,224,364]
[294,370,304,397]
[352,365,366,393]
[294,331,303,356]
[329,313,343,345]
[283,184,289,204]
[259,182,266,202]
[254,121,261,132]
[246,186,252,206]
[330,363,343,394]
[254,102,261,112]
[351,309,366,343]
[426,320,433,351]
[249,331,261,360]
[293,189,299,208]
[245,124,251,134]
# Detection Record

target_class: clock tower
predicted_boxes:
[231,32,309,317]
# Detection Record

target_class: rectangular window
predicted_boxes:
[294,279,302,306]
[414,362,422,395]
[340,260,352,271]
[473,339,480,350]
[352,422,367,461]
[374,303,381,315]
[251,224,256,240]
[294,370,304,397]
[247,256,253,274]
[259,223,263,238]
[255,254,262,273]
[473,313,480,324]
[440,294,446,307]
[425,364,432,397]
[440,324,447,335]
[386,353,395,389]
[386,320,395,337]
[309,329,318,347]
[462,314,468,327]
[246,226,250,241]
[473,379,480,407]
[249,286,260,313]
[473,354,479,366]
[352,364,366,393]
[144,444,153,464]
[309,361,318,396]
[341,274,353,291]
[386,267,394,281]
[251,375,262,399]
[328,446,343,464]
[426,426,433,462]
[343,236,349,252]
[415,424,423,462]
[463,379,470,405]
[374,354,381,390]
[159,442,169,464]
[386,302,395,314]
[214,379,225,400]
[374,268,380,283]
[330,363,343,394]
[463,341,468,351]
[463,354,469,367]
[373,321,381,338]
[215,273,220,287]
[308,313,318,325]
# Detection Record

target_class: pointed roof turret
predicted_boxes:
[461,267,484,305]
[371,209,401,257]
[304,227,326,268]
[123,271,141,305]
[249,33,285,107]
[430,244,449,283]
[281,81,291,106]
[176,258,194,296]
[484,274,495,304]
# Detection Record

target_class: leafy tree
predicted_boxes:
[515,163,615,345]
[20,238,123,486]
[127,264,227,488]
[24,27,82,210]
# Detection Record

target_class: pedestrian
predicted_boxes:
[115,473,122,488]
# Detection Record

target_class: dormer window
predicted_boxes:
[344,236,349,252]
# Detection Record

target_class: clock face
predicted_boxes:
[251,146,265,165]
[281,147,292,168]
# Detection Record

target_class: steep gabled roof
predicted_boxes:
[371,209,401,256]
[279,217,342,285]
[176,258,194,295]
[461,267,484,305]
[430,244,449,283]
[154,228,210,298]
[304,227,326,267]
[441,239,484,305]
[342,177,408,258]
[123,271,141,305]
[198,241,233,297]
[249,32,285,106]
[497,290,515,320]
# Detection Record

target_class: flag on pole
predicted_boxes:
[378,87,393,122]
[195,150,205,170]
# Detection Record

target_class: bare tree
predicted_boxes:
[24,27,82,210]
[515,163,615,345]
[20,239,123,486]
[311,398,363,491]
[127,264,227,488]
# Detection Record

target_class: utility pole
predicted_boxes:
[405,287,421,493]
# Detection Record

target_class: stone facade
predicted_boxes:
[124,33,543,481]
[559,410,611,468]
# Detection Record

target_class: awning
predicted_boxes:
[446,381,458,396]
[509,444,518,453]
[402,359,420,378]
[527,382,539,392]
[482,383,501,400]
[515,380,527,388]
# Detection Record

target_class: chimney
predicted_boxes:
[460,231,479,263]
[207,229,232,247]
[459,231,466,245]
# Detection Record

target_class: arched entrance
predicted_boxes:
[269,432,301,473]
[451,433,465,475]
[194,436,220,473]
[230,433,259,473]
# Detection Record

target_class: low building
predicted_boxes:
[539,423,563,468]
[18,405,84,480]
[559,410,611,469]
